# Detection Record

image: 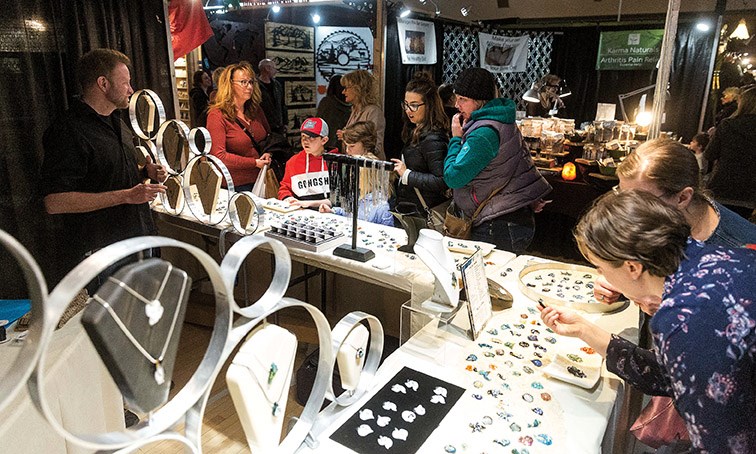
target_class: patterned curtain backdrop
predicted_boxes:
[443,25,553,111]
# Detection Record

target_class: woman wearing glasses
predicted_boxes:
[390,72,450,218]
[444,67,551,253]
[206,62,272,191]
[525,73,565,118]
[337,70,386,160]
[595,138,756,307]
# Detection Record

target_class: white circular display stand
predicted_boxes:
[28,236,233,451]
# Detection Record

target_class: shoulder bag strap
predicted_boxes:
[234,118,262,152]
[413,187,431,213]
[470,184,508,222]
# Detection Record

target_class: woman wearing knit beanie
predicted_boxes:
[443,67,552,253]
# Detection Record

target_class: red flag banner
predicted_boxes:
[169,0,214,60]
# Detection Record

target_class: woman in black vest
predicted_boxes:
[444,67,551,253]
[391,72,450,219]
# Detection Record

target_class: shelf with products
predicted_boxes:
[174,56,191,122]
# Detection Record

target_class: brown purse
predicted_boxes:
[443,185,507,240]
[630,396,690,449]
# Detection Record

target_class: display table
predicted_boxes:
[153,198,516,304]
[300,255,639,454]
[0,314,124,453]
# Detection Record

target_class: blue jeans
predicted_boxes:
[471,207,535,254]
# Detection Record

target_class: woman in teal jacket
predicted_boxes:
[444,67,551,253]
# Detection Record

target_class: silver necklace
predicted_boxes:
[91,266,187,385]
[238,350,292,417]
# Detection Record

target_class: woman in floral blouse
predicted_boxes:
[539,190,755,452]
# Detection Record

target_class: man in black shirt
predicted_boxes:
[40,49,166,272]
[258,58,287,134]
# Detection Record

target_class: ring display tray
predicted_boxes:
[265,219,346,253]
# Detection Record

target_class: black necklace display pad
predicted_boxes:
[330,367,464,454]
[81,258,191,414]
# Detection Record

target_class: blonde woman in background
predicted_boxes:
[337,70,386,160]
[206,62,271,192]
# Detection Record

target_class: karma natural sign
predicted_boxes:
[596,30,664,70]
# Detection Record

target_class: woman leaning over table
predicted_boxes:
[206,62,272,192]
[539,189,755,453]
[337,69,386,160]
[390,71,450,217]
[443,67,551,253]
[593,138,756,307]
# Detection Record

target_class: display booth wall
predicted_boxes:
[0,0,173,295]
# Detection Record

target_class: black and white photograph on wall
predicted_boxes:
[285,81,317,106]
[314,27,374,104]
[204,18,264,67]
[287,107,318,136]
[267,50,315,78]
[405,30,426,55]
[396,18,437,65]
[264,21,315,51]
[478,33,529,73]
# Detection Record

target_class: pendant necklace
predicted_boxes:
[92,265,188,385]
[241,351,292,417]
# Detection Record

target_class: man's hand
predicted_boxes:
[319,204,333,213]
[291,198,330,209]
[145,155,167,182]
[124,182,166,204]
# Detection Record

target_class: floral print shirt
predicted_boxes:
[606,239,756,453]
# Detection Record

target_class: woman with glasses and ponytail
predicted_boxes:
[390,71,450,218]
[207,61,272,191]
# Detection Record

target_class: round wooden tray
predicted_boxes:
[518,262,625,313]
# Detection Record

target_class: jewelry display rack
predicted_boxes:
[323,154,393,262]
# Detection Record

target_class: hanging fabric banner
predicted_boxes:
[479,33,529,73]
[168,0,214,60]
[596,30,664,70]
[396,18,437,65]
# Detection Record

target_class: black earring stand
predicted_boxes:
[324,154,393,263]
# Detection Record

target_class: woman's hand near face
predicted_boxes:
[451,113,464,138]
[336,129,344,141]
[593,275,623,305]
[391,159,407,177]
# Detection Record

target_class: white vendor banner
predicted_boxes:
[479,33,529,73]
[396,18,437,65]
[314,26,374,105]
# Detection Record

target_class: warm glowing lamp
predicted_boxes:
[561,162,577,181]
[636,111,653,127]
[730,19,750,40]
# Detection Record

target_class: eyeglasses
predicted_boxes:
[233,79,254,87]
[402,101,425,112]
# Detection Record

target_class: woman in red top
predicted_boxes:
[206,62,272,191]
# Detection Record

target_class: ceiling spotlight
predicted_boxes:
[695,21,710,32]
[396,1,411,17]
[311,13,321,24]
[418,0,427,4]
[460,5,472,17]
[271,4,281,13]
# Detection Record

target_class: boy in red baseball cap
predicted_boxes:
[278,117,338,208]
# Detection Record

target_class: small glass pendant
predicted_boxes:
[268,363,278,384]
[272,402,281,417]
[154,363,166,385]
